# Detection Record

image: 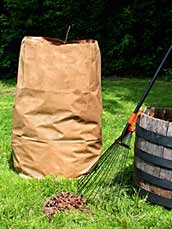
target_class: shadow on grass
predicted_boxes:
[0,79,16,89]
[109,164,135,195]
[8,152,16,172]
[103,98,123,114]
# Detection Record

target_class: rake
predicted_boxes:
[78,45,172,205]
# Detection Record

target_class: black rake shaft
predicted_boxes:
[134,45,172,113]
[120,44,172,140]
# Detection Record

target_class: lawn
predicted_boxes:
[0,78,172,228]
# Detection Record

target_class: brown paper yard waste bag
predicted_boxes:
[12,36,102,178]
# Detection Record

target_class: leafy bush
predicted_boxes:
[0,0,172,79]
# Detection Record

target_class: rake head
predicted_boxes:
[77,132,132,206]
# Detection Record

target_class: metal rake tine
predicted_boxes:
[100,150,129,208]
[79,142,119,193]
[90,146,120,200]
[78,164,98,190]
[78,145,117,197]
[99,144,129,196]
[93,141,131,204]
[107,146,129,191]
[78,147,116,197]
[84,143,120,199]
[78,149,109,189]
[79,140,117,183]
[78,148,110,186]
[78,137,130,202]
[78,142,118,192]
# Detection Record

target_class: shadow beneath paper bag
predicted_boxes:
[8,152,16,172]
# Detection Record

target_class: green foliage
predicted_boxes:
[0,0,172,79]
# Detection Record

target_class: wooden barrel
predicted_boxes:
[134,108,172,208]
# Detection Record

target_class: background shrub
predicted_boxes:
[0,0,171,79]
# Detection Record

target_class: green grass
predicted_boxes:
[0,78,172,228]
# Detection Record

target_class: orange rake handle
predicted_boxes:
[127,110,142,132]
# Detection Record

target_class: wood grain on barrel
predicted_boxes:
[134,108,172,206]
[138,113,169,136]
[135,179,172,198]
[135,137,164,157]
